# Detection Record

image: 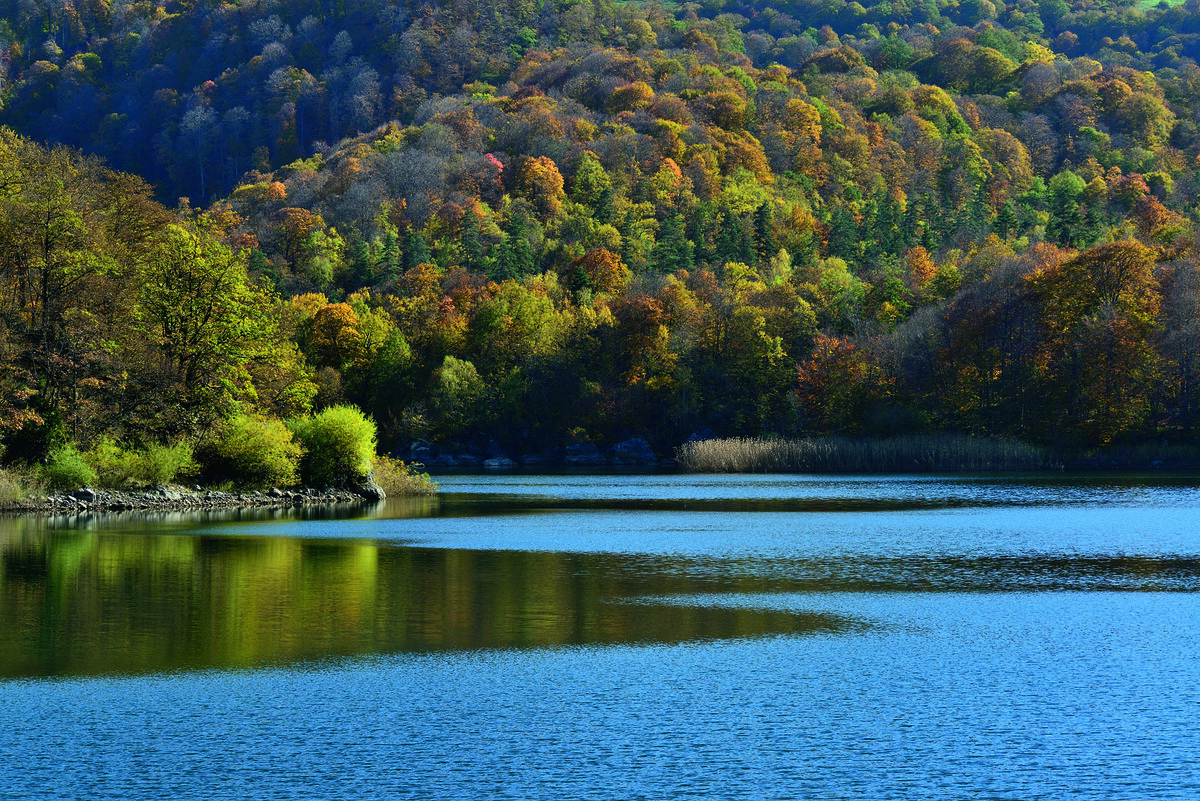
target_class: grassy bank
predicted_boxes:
[676,434,1060,473]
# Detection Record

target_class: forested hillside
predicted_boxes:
[3,0,1200,472]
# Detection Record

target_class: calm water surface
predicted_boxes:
[2,473,1200,799]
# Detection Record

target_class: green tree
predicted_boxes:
[135,223,309,434]
[650,212,694,273]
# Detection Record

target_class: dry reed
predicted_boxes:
[676,434,1059,473]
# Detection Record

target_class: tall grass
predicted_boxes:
[0,466,44,505]
[676,434,1059,473]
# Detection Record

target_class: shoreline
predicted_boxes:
[0,484,387,515]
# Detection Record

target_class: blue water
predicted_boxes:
[2,473,1199,799]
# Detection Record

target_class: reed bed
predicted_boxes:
[676,434,1060,473]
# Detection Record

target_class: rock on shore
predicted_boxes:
[2,483,385,514]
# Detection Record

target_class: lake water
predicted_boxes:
[2,473,1200,799]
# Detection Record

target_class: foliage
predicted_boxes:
[371,454,438,496]
[2,0,1200,455]
[136,442,199,486]
[84,438,197,487]
[200,414,302,488]
[0,466,44,504]
[288,405,377,487]
[41,444,98,490]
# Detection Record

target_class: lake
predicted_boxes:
[2,472,1199,799]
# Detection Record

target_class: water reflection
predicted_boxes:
[4,474,1200,680]
[0,528,854,679]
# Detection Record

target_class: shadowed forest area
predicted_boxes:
[3,0,1200,479]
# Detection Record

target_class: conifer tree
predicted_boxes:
[459,211,484,272]
[403,230,432,270]
[753,203,778,265]
[380,231,401,280]
[651,212,694,273]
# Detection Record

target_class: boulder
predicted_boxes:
[610,437,658,465]
[564,442,607,466]
[407,441,434,463]
[353,477,387,501]
[71,487,98,502]
[484,457,517,469]
[520,449,562,466]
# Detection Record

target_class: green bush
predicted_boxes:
[136,441,198,485]
[202,414,302,488]
[372,454,437,495]
[84,438,198,487]
[86,437,138,487]
[289,405,377,487]
[41,444,98,490]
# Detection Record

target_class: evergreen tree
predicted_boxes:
[995,201,1019,240]
[594,184,614,225]
[349,239,374,286]
[650,212,694,273]
[495,215,535,279]
[1045,172,1086,248]
[715,211,751,265]
[827,206,859,262]
[380,231,401,280]
[753,203,778,265]
[459,211,484,272]
[403,230,432,271]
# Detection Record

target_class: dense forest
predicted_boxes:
[3,0,1200,475]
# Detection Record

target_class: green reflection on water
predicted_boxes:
[0,504,852,679]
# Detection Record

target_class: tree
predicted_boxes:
[135,223,311,435]
[569,248,631,295]
[458,209,484,272]
[495,214,535,280]
[180,105,218,202]
[753,203,778,265]
[515,156,566,221]
[650,212,694,274]
[402,230,432,270]
[1046,171,1086,248]
[1028,241,1161,444]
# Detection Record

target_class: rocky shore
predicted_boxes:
[1,482,386,514]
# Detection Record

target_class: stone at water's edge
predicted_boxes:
[609,437,659,465]
[402,438,661,467]
[355,478,387,500]
[2,484,386,513]
[564,443,607,466]
[484,457,517,469]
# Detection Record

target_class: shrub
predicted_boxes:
[136,441,198,485]
[201,414,302,488]
[86,437,138,487]
[41,444,98,490]
[289,405,377,487]
[85,438,198,487]
[372,454,437,495]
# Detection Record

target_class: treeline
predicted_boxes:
[3,0,1200,467]
[0,0,1198,204]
